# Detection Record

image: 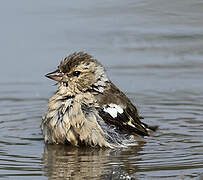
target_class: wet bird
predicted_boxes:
[41,52,157,148]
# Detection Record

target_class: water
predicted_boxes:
[0,0,203,179]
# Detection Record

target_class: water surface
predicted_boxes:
[0,0,203,179]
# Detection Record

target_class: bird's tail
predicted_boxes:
[142,122,159,132]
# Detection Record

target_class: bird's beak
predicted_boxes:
[45,70,63,82]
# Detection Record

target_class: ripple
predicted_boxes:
[1,0,203,179]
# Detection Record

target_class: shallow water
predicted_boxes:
[0,0,203,179]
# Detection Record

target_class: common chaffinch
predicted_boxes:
[41,52,157,148]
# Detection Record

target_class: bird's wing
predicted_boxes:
[94,82,149,136]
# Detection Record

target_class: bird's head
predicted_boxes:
[45,52,109,93]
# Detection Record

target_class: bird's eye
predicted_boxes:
[72,71,81,77]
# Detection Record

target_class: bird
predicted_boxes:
[41,52,157,148]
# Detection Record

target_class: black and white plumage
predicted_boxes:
[41,52,157,148]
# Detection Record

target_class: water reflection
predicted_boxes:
[42,142,145,179]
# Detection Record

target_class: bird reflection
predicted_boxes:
[42,142,145,179]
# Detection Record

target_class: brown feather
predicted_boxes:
[42,52,156,148]
[95,82,149,136]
